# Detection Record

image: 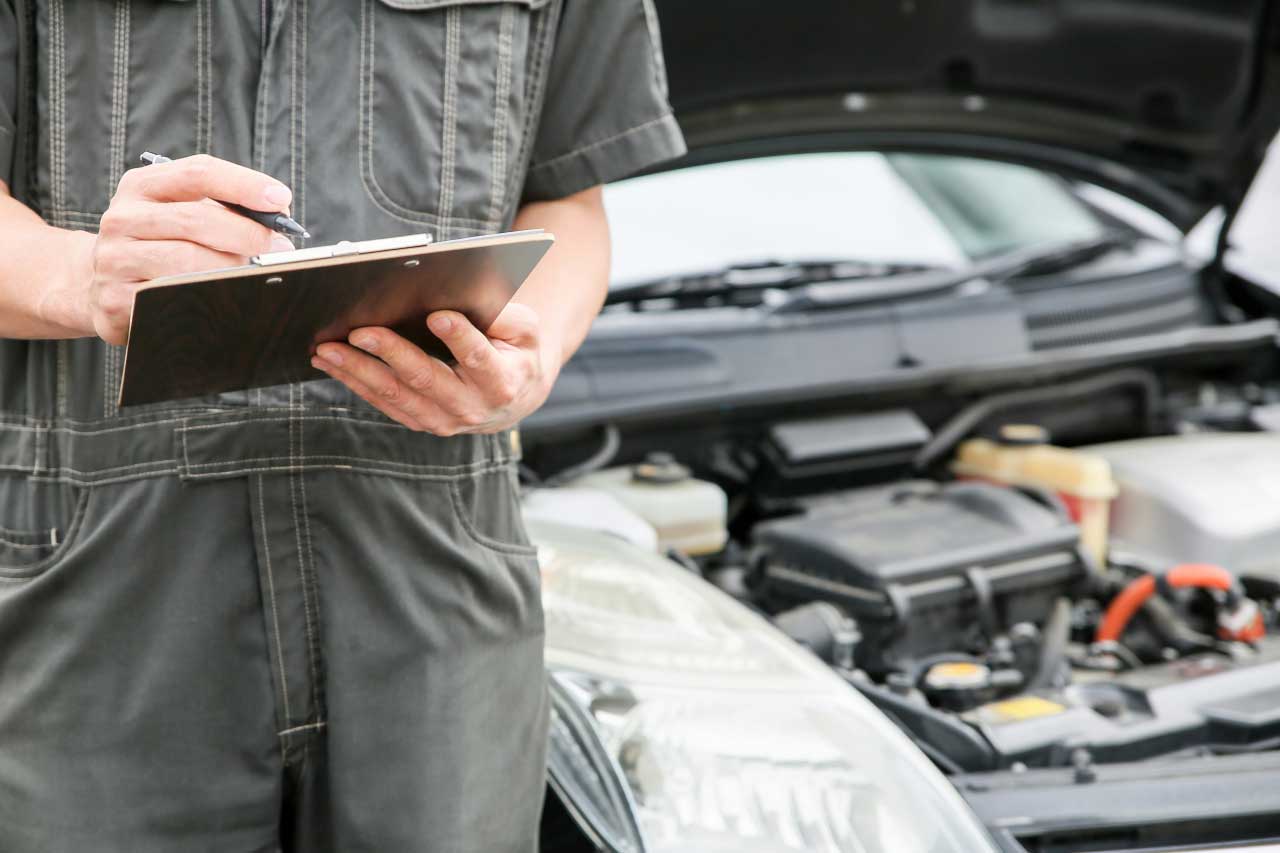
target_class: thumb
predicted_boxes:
[485,302,539,346]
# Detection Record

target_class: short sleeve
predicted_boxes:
[0,0,19,189]
[521,0,687,202]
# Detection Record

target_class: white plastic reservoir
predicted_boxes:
[569,454,728,556]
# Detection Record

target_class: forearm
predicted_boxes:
[509,185,610,377]
[0,182,94,338]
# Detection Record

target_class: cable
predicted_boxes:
[1095,563,1240,644]
[1028,597,1072,691]
[543,424,621,487]
[913,368,1163,471]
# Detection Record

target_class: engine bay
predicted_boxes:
[521,364,1280,776]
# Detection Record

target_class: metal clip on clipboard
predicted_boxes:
[250,233,433,266]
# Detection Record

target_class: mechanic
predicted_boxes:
[0,2,684,850]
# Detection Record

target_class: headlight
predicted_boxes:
[533,521,997,853]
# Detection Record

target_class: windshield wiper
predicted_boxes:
[768,232,1136,314]
[605,258,939,310]
[605,233,1134,314]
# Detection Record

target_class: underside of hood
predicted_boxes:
[652,0,1280,230]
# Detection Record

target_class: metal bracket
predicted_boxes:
[251,232,432,266]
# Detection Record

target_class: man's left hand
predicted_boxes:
[312,302,555,435]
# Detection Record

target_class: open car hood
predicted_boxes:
[653,0,1280,230]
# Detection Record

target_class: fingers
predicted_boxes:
[311,354,432,432]
[346,326,468,406]
[483,301,539,347]
[90,279,142,346]
[117,153,292,212]
[427,311,506,386]
[312,343,461,434]
[93,238,247,282]
[99,199,290,257]
[89,236,248,345]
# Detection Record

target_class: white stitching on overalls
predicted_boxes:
[49,0,66,229]
[23,456,515,486]
[277,721,325,738]
[255,9,269,175]
[258,475,294,728]
[438,5,461,238]
[182,454,513,474]
[204,0,214,152]
[487,3,515,229]
[287,385,322,722]
[297,439,321,720]
[195,0,207,153]
[639,0,670,96]
[298,0,308,239]
[30,425,44,476]
[55,341,68,419]
[527,114,673,174]
[105,0,131,419]
[284,17,322,722]
[289,0,298,212]
[49,1,70,420]
[195,0,204,151]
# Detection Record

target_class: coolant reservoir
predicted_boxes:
[953,425,1117,565]
[570,453,728,556]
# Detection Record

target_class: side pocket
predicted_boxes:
[0,486,92,580]
[447,467,538,557]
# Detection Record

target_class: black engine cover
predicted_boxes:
[757,481,1085,674]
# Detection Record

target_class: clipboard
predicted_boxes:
[118,229,554,407]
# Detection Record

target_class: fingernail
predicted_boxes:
[270,234,294,252]
[351,334,377,352]
[310,357,327,371]
[316,347,343,367]
[263,183,292,208]
[429,315,453,334]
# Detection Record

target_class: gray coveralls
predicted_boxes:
[0,1,685,849]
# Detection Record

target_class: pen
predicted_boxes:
[139,152,310,240]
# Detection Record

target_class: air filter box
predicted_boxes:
[759,409,931,499]
[757,481,1085,675]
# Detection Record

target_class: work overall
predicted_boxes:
[0,1,685,849]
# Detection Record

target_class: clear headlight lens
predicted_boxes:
[533,521,997,853]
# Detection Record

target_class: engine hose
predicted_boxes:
[1141,594,1216,653]
[913,368,1162,471]
[1028,597,1072,690]
[544,423,620,487]
[1095,563,1238,644]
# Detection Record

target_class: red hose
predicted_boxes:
[1095,563,1236,644]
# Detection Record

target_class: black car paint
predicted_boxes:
[652,0,1280,230]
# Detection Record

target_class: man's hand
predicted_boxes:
[311,302,555,435]
[89,154,295,344]
[309,185,611,433]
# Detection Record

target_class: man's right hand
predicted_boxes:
[89,154,295,345]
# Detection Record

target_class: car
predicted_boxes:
[528,2,1280,851]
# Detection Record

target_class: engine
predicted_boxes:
[756,479,1084,679]
[529,403,1280,774]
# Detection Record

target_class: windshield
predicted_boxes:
[603,152,1111,286]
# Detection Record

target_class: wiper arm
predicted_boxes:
[768,232,1135,314]
[605,258,938,309]
[990,231,1135,279]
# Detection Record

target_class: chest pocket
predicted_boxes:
[361,0,552,238]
